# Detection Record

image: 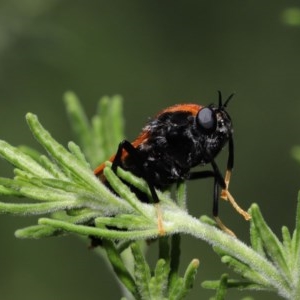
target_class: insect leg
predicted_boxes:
[189,167,226,219]
[112,140,165,235]
[190,160,250,233]
[188,170,215,180]
[189,160,227,190]
[221,135,234,199]
[112,140,159,203]
[213,177,236,236]
[189,167,236,236]
[227,134,234,170]
[211,159,251,221]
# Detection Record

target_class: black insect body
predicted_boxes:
[95,92,250,235]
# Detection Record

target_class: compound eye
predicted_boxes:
[197,107,217,133]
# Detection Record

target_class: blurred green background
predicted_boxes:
[0,1,300,299]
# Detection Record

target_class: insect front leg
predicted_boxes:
[210,159,251,222]
[189,159,250,235]
[188,168,235,235]
[221,135,234,199]
[212,177,237,236]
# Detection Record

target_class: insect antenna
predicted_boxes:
[218,91,235,108]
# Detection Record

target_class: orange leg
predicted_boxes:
[220,170,251,221]
[155,203,165,236]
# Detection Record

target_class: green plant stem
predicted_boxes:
[177,213,288,296]
[37,203,290,298]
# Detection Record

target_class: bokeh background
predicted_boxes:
[1,1,300,299]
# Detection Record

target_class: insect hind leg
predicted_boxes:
[112,140,165,235]
[112,140,159,203]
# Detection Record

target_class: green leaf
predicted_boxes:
[0,140,53,178]
[214,273,228,300]
[64,92,95,163]
[175,180,187,209]
[179,259,199,299]
[220,255,270,288]
[168,277,184,300]
[250,204,291,282]
[102,239,139,299]
[282,226,293,270]
[249,213,265,256]
[131,242,151,299]
[202,275,263,296]
[97,95,124,156]
[149,259,169,299]
[15,224,61,239]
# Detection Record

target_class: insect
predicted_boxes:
[94,91,251,235]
